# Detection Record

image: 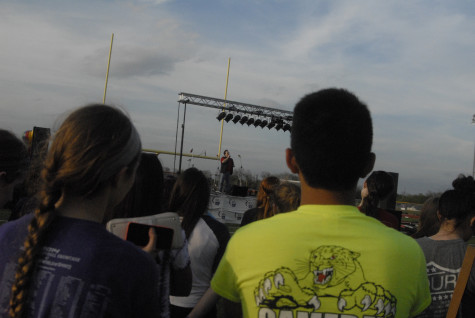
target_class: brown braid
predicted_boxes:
[9,164,61,318]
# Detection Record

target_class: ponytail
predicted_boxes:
[256,176,280,220]
[360,191,379,218]
[260,196,275,220]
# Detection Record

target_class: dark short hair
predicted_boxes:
[291,88,373,190]
[360,171,394,218]
[0,129,29,183]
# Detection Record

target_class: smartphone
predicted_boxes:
[126,223,174,250]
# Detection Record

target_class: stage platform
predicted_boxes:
[208,192,256,225]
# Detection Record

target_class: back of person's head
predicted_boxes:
[10,104,141,317]
[271,182,301,214]
[0,129,29,184]
[0,130,29,210]
[360,171,395,218]
[412,196,440,239]
[106,152,164,222]
[168,167,210,238]
[256,176,280,220]
[291,88,373,191]
[438,175,475,241]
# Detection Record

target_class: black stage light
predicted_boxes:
[224,113,234,122]
[254,119,262,127]
[267,122,275,129]
[259,120,268,128]
[275,123,283,131]
[232,115,241,123]
[247,118,255,126]
[217,112,226,121]
[283,123,291,132]
[239,116,248,125]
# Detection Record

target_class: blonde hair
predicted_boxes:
[271,182,301,214]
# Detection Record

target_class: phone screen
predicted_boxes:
[126,223,174,250]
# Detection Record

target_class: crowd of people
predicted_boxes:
[0,88,474,318]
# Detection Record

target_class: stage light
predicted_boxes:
[267,122,275,129]
[254,119,262,127]
[275,122,283,131]
[232,115,241,123]
[224,113,234,122]
[283,123,291,132]
[247,118,255,126]
[217,112,226,121]
[259,120,268,128]
[239,116,248,125]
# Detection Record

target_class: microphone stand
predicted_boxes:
[238,154,243,186]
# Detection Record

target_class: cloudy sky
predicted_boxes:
[1,0,474,194]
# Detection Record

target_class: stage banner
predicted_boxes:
[208,193,256,224]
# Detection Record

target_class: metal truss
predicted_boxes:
[178,92,293,123]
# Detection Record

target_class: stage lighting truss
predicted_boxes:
[179,92,292,133]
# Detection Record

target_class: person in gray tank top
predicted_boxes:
[415,175,475,318]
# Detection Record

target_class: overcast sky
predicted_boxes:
[1,0,474,194]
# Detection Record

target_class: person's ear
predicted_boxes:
[437,211,442,221]
[360,152,376,178]
[470,216,475,227]
[286,148,299,174]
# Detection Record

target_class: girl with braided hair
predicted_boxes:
[0,105,161,317]
[358,170,400,230]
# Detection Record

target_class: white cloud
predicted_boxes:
[1,0,474,194]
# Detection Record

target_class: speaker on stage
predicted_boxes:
[231,185,248,197]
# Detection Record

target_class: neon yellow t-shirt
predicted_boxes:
[211,205,431,318]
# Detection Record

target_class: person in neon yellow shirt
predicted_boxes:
[210,88,431,318]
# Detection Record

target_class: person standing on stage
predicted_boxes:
[219,150,234,193]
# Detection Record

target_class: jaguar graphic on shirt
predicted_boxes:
[254,245,397,317]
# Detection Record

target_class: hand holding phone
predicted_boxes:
[126,223,174,250]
